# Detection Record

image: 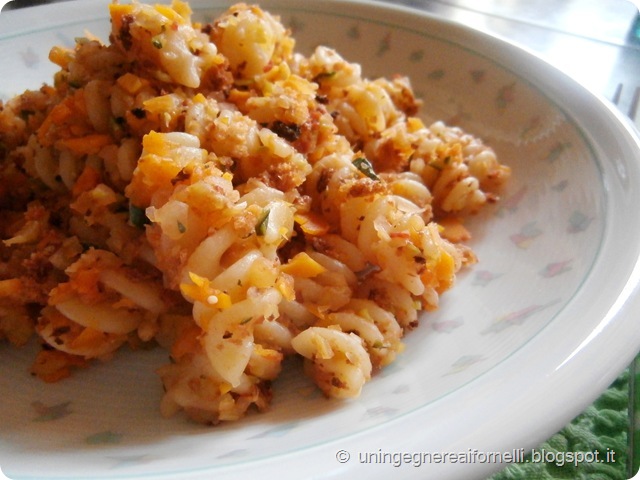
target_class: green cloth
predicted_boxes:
[490,369,631,480]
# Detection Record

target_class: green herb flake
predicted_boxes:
[312,71,337,83]
[255,209,270,236]
[19,109,35,121]
[352,157,379,181]
[177,221,186,234]
[129,204,150,229]
[151,37,163,49]
[240,317,252,325]
[428,161,443,172]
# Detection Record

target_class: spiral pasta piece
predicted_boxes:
[291,326,372,399]
[130,129,298,422]
[279,235,405,377]
[110,0,225,89]
[304,151,462,304]
[295,46,510,215]
[156,322,277,424]
[208,3,294,80]
[37,249,168,359]
[0,202,81,348]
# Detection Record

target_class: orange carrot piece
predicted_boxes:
[294,211,331,236]
[55,134,112,156]
[72,165,102,197]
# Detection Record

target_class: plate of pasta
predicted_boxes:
[1,0,640,479]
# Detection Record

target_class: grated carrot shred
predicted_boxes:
[48,46,74,69]
[294,211,331,236]
[170,324,202,360]
[30,349,88,383]
[154,4,186,23]
[72,165,102,197]
[280,252,327,278]
[117,73,146,95]
[55,134,112,156]
[434,248,455,293]
[180,272,232,309]
[36,100,74,146]
[108,3,135,31]
[68,326,110,350]
[437,217,471,243]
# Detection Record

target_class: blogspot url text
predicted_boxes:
[335,448,617,468]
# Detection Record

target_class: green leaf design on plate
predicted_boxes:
[32,401,72,422]
[86,430,123,445]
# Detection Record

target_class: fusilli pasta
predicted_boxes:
[0,0,510,423]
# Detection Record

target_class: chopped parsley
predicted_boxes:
[129,204,150,228]
[255,209,270,236]
[352,157,379,181]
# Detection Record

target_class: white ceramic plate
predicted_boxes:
[2,1,640,479]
